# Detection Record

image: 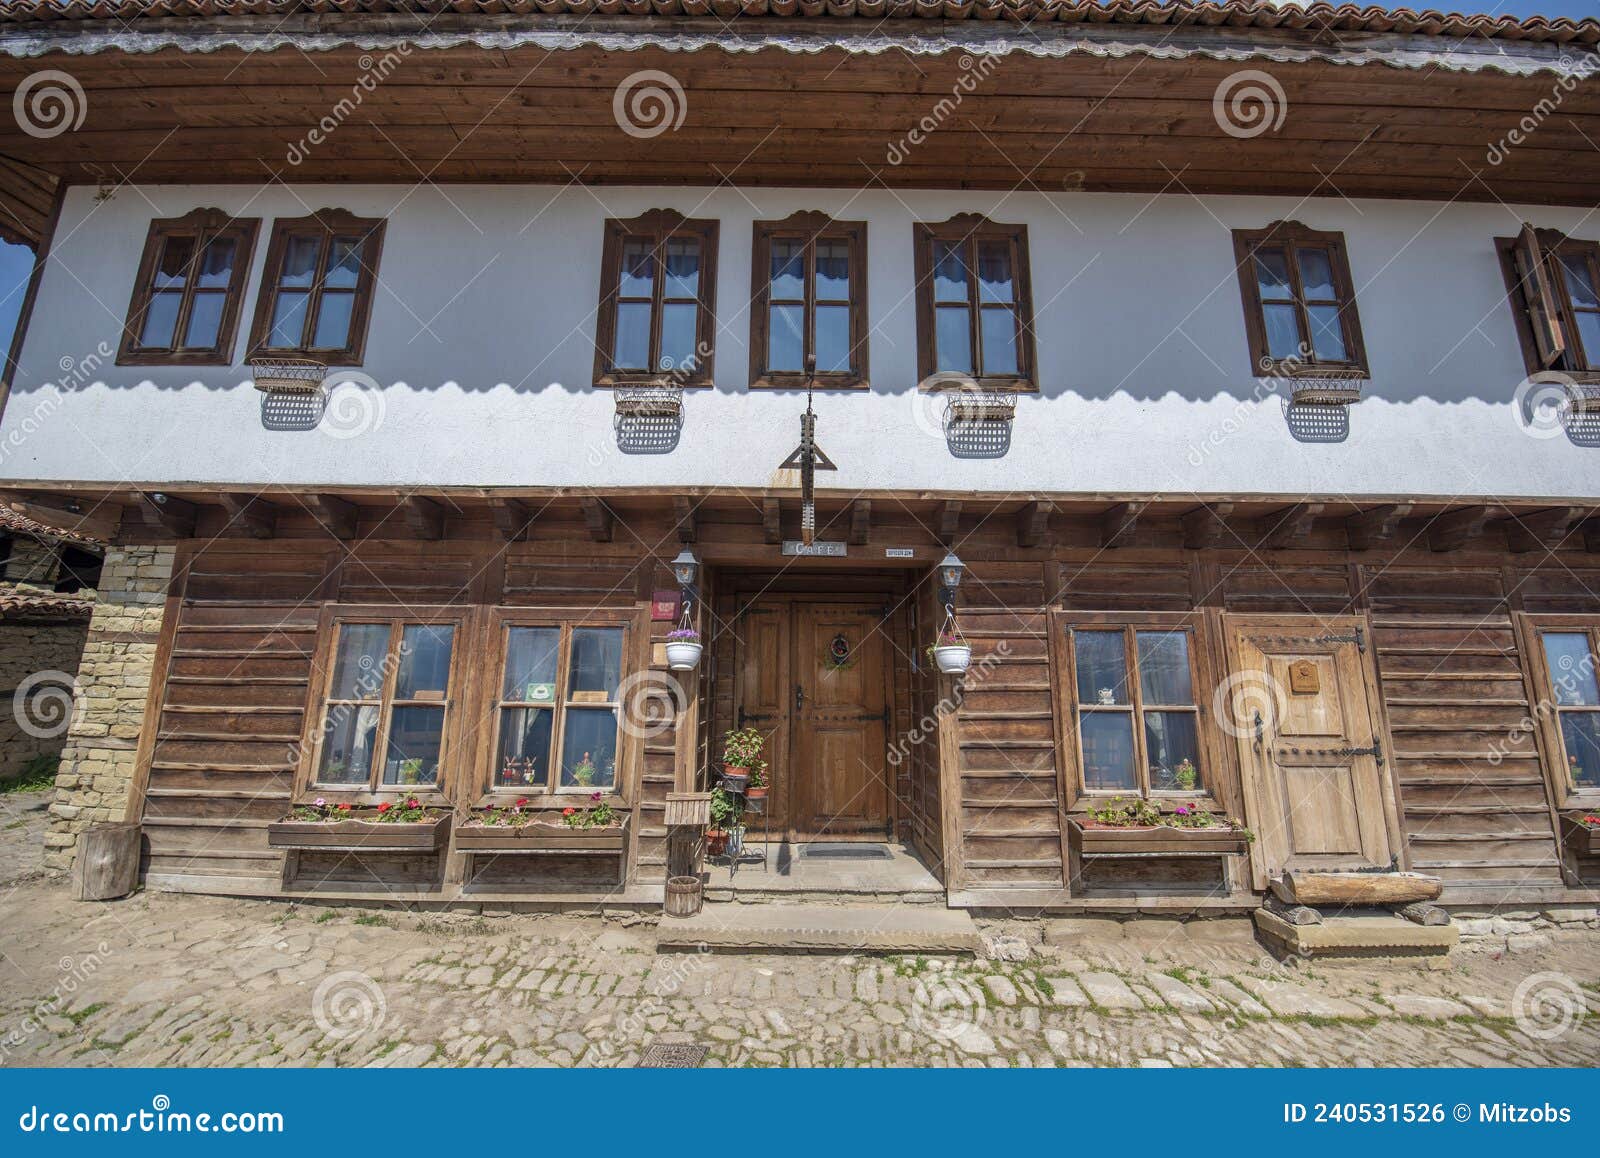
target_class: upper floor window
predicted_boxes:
[593,209,718,387]
[913,215,1036,390]
[1232,221,1368,378]
[307,615,458,793]
[1531,625,1600,798]
[1499,225,1600,382]
[118,209,258,366]
[1066,623,1209,799]
[749,213,868,388]
[248,209,385,365]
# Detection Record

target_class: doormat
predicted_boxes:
[801,843,893,860]
[638,1042,708,1068]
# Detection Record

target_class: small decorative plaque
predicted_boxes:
[1288,660,1321,695]
[782,540,846,557]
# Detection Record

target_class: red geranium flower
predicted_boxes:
[338,802,351,812]
[562,807,576,817]
[377,802,392,813]
[406,797,419,808]
[516,798,528,808]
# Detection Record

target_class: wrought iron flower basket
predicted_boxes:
[945,390,1018,424]
[613,385,684,418]
[1286,377,1363,406]
[251,358,328,395]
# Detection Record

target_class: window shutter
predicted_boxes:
[1513,223,1567,368]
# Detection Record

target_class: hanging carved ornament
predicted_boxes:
[825,632,856,671]
[778,386,836,545]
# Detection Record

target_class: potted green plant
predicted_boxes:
[705,786,739,857]
[746,764,768,801]
[571,751,597,787]
[927,628,971,675]
[268,795,452,851]
[720,726,767,793]
[397,757,425,785]
[455,793,630,853]
[665,627,703,671]
[1560,812,1600,858]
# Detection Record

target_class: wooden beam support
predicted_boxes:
[581,497,613,543]
[1098,501,1145,549]
[1502,506,1585,553]
[1016,500,1053,549]
[1427,505,1492,553]
[849,499,871,546]
[0,491,121,543]
[762,498,781,544]
[305,494,358,540]
[1586,518,1600,554]
[673,495,697,544]
[1258,502,1323,550]
[136,492,196,538]
[403,496,445,541]
[491,498,534,542]
[1180,503,1235,550]
[1344,503,1412,551]
[938,500,962,547]
[218,493,277,539]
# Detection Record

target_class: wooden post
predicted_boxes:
[72,822,140,901]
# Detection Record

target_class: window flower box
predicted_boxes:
[267,810,451,852]
[1560,813,1600,858]
[1066,816,1252,858]
[455,811,630,854]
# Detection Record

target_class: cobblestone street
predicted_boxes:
[1,790,1596,1069]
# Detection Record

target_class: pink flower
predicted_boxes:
[314,797,326,808]
[591,792,602,802]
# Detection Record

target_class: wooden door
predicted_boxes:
[733,599,793,833]
[1227,617,1395,880]
[791,603,892,839]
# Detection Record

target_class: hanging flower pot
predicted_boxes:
[664,627,702,671]
[931,643,972,674]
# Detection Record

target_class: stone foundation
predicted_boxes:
[0,620,91,784]
[1451,906,1600,953]
[43,546,174,873]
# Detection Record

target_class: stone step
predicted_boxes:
[1255,908,1458,962]
[657,903,981,954]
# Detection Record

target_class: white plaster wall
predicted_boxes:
[3,183,1596,501]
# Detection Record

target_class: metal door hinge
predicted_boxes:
[1314,624,1365,653]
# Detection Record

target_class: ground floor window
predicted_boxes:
[1531,624,1600,793]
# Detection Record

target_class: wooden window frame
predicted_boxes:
[748,212,869,390]
[1519,614,1600,809]
[479,609,635,804]
[912,214,1037,392]
[1497,226,1600,384]
[247,208,386,365]
[1057,613,1228,814]
[592,209,719,389]
[117,209,259,366]
[294,606,466,805]
[1232,220,1370,379]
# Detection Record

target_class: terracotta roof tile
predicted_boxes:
[0,1,1594,44]
[0,588,93,620]
[0,505,103,546]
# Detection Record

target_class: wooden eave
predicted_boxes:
[0,25,1595,205]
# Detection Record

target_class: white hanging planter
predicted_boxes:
[665,641,703,671]
[932,644,972,675]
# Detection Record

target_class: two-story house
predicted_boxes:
[0,2,1597,935]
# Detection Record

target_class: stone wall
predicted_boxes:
[43,546,174,873]
[0,620,91,784]
[3,537,59,588]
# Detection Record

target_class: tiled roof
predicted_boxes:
[0,588,93,620]
[0,505,103,547]
[0,1,1594,45]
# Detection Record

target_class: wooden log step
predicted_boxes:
[73,823,141,902]
[1271,870,1443,906]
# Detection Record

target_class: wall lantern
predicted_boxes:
[671,549,700,590]
[938,553,965,592]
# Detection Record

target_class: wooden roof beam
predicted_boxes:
[403,496,445,541]
[136,492,196,538]
[218,493,277,539]
[939,500,962,547]
[305,493,358,540]
[1258,502,1323,550]
[1427,505,1493,552]
[673,495,697,544]
[1099,501,1146,549]
[762,498,781,544]
[1585,518,1600,554]
[849,499,871,546]
[1502,506,1586,553]
[1345,503,1412,550]
[1181,503,1235,550]
[492,498,534,542]
[1016,501,1053,549]
[581,497,613,543]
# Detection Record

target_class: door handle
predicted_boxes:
[795,683,805,712]
[1253,710,1264,747]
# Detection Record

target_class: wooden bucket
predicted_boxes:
[664,875,703,918]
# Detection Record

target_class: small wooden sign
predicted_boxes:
[783,540,846,557]
[570,690,610,704]
[651,590,681,621]
[1288,660,1321,695]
